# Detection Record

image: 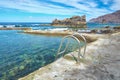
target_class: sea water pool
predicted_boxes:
[0,30,83,80]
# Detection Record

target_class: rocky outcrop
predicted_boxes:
[51,15,87,28]
[89,10,120,23]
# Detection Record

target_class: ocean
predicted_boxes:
[0,22,120,80]
[0,22,120,29]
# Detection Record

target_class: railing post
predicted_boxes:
[73,33,87,57]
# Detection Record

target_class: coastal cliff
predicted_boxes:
[89,10,120,23]
[51,15,87,28]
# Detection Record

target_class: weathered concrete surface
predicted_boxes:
[19,32,120,80]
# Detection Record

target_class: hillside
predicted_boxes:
[89,10,120,23]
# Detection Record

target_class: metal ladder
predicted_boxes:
[56,32,87,63]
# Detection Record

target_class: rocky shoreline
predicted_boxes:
[0,27,32,30]
[23,30,74,36]
[19,32,120,80]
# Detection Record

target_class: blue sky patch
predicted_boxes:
[0,0,119,22]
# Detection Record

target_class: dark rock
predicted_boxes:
[113,26,120,29]
[54,75,58,77]
[104,26,110,28]
[110,74,114,79]
[51,15,87,28]
[100,29,112,33]
[91,29,97,33]
[113,26,120,32]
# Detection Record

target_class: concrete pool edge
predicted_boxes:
[19,33,108,80]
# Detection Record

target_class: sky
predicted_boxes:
[0,0,120,22]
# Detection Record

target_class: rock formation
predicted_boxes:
[89,10,120,23]
[51,15,87,28]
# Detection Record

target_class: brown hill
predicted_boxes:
[89,10,120,23]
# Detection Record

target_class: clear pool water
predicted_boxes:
[0,30,83,80]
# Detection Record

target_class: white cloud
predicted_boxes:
[0,0,78,15]
[111,0,120,10]
[0,0,115,21]
[51,0,111,19]
[102,0,109,4]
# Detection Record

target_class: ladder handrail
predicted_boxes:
[72,33,87,57]
[56,33,87,63]
[56,35,82,56]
